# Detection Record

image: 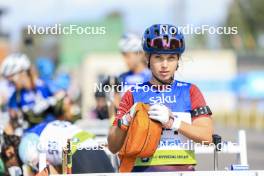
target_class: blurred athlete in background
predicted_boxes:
[1,120,114,175]
[118,33,151,93]
[0,53,76,136]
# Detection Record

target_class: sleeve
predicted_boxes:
[41,83,53,98]
[190,84,211,121]
[118,71,129,84]
[8,92,18,109]
[112,90,134,126]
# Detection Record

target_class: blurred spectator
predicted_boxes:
[92,90,109,120]
[118,33,151,94]
[0,78,14,112]
[0,53,72,135]
[35,57,71,94]
[0,78,14,133]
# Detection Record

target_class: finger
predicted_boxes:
[149,106,157,111]
[130,107,137,116]
[148,111,160,116]
[149,104,162,111]
[148,109,163,115]
[149,115,158,120]
[149,116,162,123]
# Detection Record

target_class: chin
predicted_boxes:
[157,78,170,84]
[159,76,171,81]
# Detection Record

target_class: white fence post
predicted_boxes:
[238,130,248,165]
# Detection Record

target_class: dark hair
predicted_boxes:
[95,90,106,98]
[102,76,122,92]
[1,132,22,165]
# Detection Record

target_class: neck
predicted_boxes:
[150,74,174,86]
[150,77,163,86]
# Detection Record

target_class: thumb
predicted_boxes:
[130,103,138,117]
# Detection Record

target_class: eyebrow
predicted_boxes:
[168,54,177,57]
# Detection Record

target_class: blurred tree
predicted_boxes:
[59,12,123,69]
[222,0,264,51]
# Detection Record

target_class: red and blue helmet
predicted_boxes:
[142,24,185,54]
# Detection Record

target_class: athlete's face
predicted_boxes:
[122,52,143,71]
[8,71,31,89]
[149,54,179,84]
[7,72,24,89]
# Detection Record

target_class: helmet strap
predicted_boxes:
[147,54,151,68]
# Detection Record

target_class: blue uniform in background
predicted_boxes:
[8,79,56,128]
[119,68,151,95]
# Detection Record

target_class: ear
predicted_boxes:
[144,53,150,68]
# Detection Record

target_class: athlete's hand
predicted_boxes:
[46,91,67,106]
[148,104,171,125]
[33,99,50,114]
[46,96,57,106]
[120,103,138,126]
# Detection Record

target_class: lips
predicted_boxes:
[159,71,169,76]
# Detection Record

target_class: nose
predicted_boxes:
[161,59,168,68]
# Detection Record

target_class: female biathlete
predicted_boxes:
[108,24,213,172]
